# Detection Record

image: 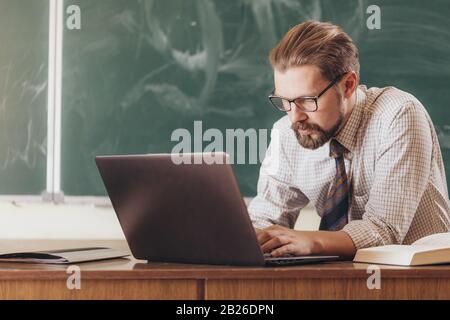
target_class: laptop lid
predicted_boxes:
[95,152,266,266]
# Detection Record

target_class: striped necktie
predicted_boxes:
[319,139,350,231]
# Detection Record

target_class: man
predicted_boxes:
[248,20,450,259]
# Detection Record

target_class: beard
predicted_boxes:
[291,111,344,150]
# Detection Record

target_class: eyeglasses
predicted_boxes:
[268,72,347,112]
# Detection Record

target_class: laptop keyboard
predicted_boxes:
[263,253,340,266]
[264,253,295,259]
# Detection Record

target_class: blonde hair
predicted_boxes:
[269,20,360,81]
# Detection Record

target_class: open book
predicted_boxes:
[0,247,130,264]
[353,232,450,266]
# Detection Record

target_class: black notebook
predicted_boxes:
[0,247,130,264]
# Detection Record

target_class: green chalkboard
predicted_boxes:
[0,0,48,194]
[61,0,450,197]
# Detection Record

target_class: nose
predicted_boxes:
[288,101,308,123]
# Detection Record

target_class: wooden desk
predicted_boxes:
[1,240,450,299]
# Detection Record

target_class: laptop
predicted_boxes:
[95,152,340,266]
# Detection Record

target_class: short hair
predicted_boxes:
[269,20,360,82]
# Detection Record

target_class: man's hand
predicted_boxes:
[256,225,322,257]
[255,225,357,258]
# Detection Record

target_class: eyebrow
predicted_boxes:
[272,89,317,99]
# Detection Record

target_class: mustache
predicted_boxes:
[291,121,322,132]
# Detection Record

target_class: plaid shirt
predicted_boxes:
[248,85,450,250]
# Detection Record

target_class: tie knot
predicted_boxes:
[329,139,347,159]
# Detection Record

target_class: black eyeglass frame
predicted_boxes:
[268,72,348,112]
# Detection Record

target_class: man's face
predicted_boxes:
[274,65,344,149]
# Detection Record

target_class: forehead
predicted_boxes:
[274,65,326,98]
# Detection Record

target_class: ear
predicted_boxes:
[342,71,358,99]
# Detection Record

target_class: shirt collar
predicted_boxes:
[333,85,366,155]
